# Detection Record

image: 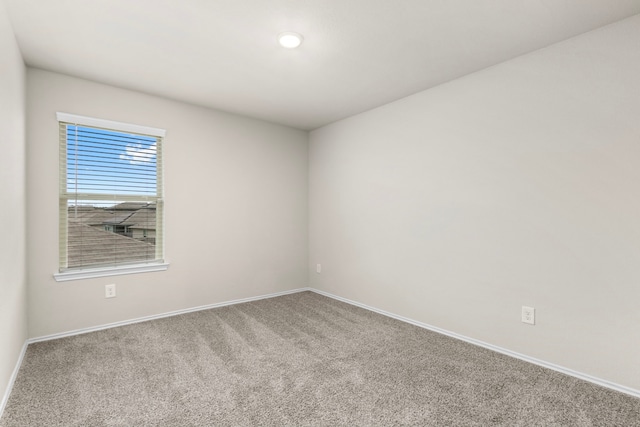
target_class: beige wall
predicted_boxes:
[27,69,308,337]
[309,15,640,390]
[0,0,27,407]
[8,3,640,400]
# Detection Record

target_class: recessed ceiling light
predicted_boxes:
[278,32,304,49]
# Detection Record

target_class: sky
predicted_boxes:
[66,125,159,206]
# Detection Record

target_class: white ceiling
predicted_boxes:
[5,1,640,130]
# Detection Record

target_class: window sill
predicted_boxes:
[54,262,170,282]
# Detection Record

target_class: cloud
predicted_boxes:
[120,142,157,165]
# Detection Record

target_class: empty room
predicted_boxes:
[1,0,640,425]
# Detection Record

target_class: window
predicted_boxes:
[54,113,168,281]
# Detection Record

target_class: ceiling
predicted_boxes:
[5,1,640,130]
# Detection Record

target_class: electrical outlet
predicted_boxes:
[105,284,116,298]
[522,306,535,325]
[316,264,321,273]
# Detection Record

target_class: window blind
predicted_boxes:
[58,113,165,271]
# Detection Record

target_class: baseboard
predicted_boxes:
[308,288,640,400]
[1,287,311,420]
[0,340,28,419]
[29,287,310,343]
[6,284,636,421]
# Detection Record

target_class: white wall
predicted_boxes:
[309,15,640,390]
[27,69,308,337]
[0,0,27,408]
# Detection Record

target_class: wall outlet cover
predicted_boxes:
[522,306,535,325]
[105,284,116,298]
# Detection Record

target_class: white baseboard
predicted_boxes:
[0,340,28,419]
[4,284,637,421]
[308,288,640,400]
[1,287,310,420]
[30,287,309,343]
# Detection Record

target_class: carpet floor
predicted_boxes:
[1,291,639,426]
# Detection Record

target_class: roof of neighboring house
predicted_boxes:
[125,210,156,230]
[102,211,136,225]
[68,205,156,229]
[68,209,116,226]
[66,223,156,268]
[113,202,156,211]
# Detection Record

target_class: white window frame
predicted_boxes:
[54,113,169,282]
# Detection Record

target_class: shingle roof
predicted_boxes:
[102,211,136,225]
[69,205,156,229]
[113,202,153,211]
[67,223,156,268]
[68,209,116,226]
[125,209,156,230]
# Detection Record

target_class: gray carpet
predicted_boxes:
[1,291,639,426]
